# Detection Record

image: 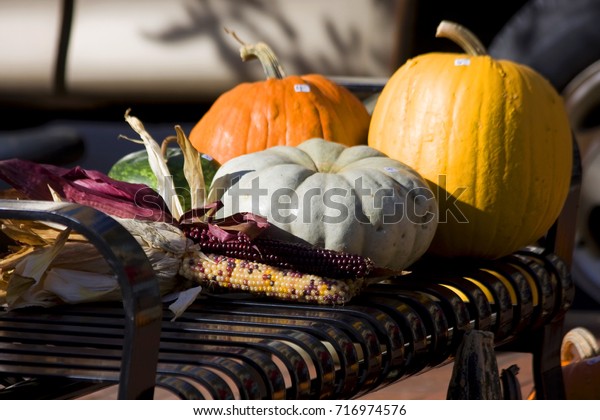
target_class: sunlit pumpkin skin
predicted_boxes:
[368,21,573,259]
[208,138,439,272]
[189,38,370,164]
[190,75,370,165]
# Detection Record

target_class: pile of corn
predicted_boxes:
[177,221,375,305]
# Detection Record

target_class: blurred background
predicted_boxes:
[0,0,599,309]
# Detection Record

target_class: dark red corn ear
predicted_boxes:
[182,224,374,280]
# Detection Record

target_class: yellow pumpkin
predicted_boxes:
[368,21,573,259]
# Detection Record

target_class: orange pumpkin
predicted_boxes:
[189,33,370,164]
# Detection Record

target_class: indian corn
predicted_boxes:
[179,248,365,305]
[182,224,375,279]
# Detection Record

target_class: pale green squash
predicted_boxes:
[208,138,438,271]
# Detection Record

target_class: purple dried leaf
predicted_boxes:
[178,201,270,242]
[0,159,174,222]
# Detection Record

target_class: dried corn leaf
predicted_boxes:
[113,217,192,297]
[0,244,36,270]
[174,125,205,210]
[7,268,121,310]
[5,227,71,308]
[16,226,70,281]
[0,212,201,316]
[166,285,203,321]
[50,242,113,274]
[43,267,120,305]
[1,219,87,245]
[123,109,184,219]
[6,273,43,308]
[115,217,190,256]
[113,217,204,318]
[1,222,48,246]
[1,241,118,309]
[0,220,91,278]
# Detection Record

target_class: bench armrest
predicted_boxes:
[0,199,162,399]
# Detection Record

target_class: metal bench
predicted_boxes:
[0,153,581,399]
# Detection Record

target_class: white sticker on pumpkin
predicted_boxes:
[201,154,213,161]
[383,167,398,173]
[294,84,311,92]
[454,58,471,66]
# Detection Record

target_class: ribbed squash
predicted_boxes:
[208,138,439,272]
[368,21,573,259]
[189,33,370,164]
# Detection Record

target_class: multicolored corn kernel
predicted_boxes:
[179,250,364,305]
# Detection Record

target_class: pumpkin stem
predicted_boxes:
[435,20,487,56]
[224,27,287,79]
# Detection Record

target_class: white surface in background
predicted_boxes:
[0,0,62,94]
[0,0,398,100]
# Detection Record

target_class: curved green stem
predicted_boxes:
[225,28,287,79]
[435,20,487,56]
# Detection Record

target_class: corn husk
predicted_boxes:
[122,109,184,219]
[174,125,206,210]
[2,225,95,309]
[0,216,199,317]
[0,160,173,223]
[112,216,191,292]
